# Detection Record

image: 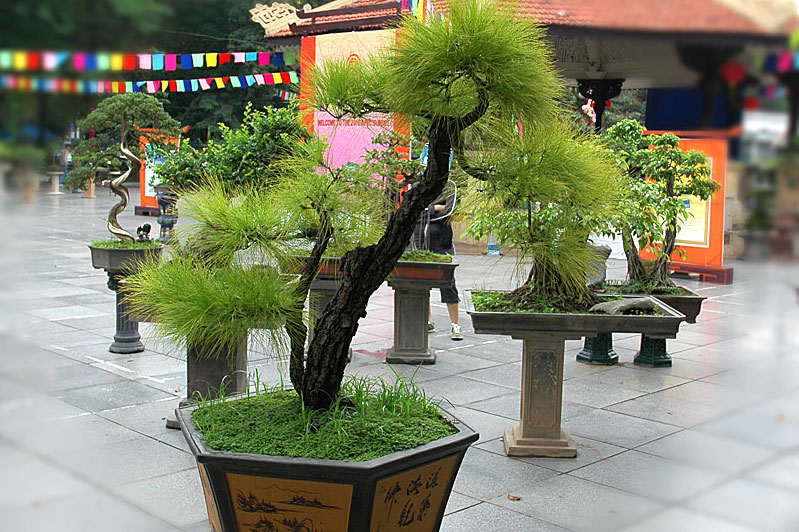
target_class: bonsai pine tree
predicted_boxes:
[604,119,719,287]
[458,119,621,310]
[73,93,180,241]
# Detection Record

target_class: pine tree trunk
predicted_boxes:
[300,121,456,410]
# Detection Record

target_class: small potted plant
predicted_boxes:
[81,93,180,353]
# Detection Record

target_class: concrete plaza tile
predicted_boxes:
[444,491,480,515]
[14,362,124,392]
[58,433,196,488]
[463,391,519,420]
[2,490,176,532]
[0,395,86,433]
[27,305,109,321]
[459,361,520,387]
[695,412,799,450]
[637,429,774,475]
[702,361,799,395]
[99,397,183,437]
[607,393,726,428]
[489,474,664,532]
[96,353,187,378]
[446,405,518,444]
[112,468,208,529]
[688,478,799,532]
[3,412,142,456]
[577,366,689,393]
[564,408,681,448]
[34,329,111,350]
[57,313,118,331]
[452,447,557,500]
[56,379,176,412]
[569,450,726,503]
[634,357,725,380]
[420,375,514,406]
[448,340,521,364]
[620,508,758,532]
[747,452,799,492]
[563,379,647,409]
[658,380,765,409]
[440,502,569,532]
[476,435,625,474]
[429,351,505,376]
[563,355,623,380]
[742,392,799,427]
[0,455,93,510]
[181,521,213,532]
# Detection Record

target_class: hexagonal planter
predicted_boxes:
[465,291,684,457]
[176,405,477,532]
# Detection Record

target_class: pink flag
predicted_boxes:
[778,51,793,72]
[43,52,57,70]
[146,81,156,93]
[97,80,105,93]
[199,78,211,90]
[254,74,265,85]
[258,52,270,66]
[233,52,245,63]
[165,54,177,71]
[73,53,87,71]
[138,54,152,70]
[264,74,275,85]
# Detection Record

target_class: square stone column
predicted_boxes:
[386,280,435,365]
[504,332,577,458]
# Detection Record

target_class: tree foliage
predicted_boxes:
[604,119,719,286]
[154,104,310,190]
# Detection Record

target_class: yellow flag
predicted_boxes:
[110,53,124,71]
[272,73,282,84]
[111,81,119,93]
[206,53,218,67]
[214,77,225,88]
[161,80,169,92]
[13,51,27,70]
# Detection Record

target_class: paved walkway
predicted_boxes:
[1,189,798,531]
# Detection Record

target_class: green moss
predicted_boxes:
[192,379,456,462]
[602,280,693,296]
[471,290,613,314]
[400,249,452,263]
[91,239,162,249]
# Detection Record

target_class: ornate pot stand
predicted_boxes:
[466,291,684,457]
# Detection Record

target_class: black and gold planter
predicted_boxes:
[176,405,477,532]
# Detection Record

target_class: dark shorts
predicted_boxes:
[414,223,459,304]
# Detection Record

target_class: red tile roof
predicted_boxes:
[270,0,780,38]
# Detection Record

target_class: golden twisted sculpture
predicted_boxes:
[107,120,137,242]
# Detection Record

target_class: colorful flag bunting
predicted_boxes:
[233,52,246,63]
[245,52,257,62]
[97,53,111,71]
[206,53,218,67]
[138,54,152,70]
[214,77,225,88]
[165,54,177,71]
[284,51,297,66]
[111,53,124,71]
[199,78,211,90]
[192,53,204,68]
[123,54,136,71]
[180,54,192,69]
[273,52,284,66]
[258,52,270,66]
[152,54,165,71]
[219,53,231,65]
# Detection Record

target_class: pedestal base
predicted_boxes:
[386,347,436,365]
[109,338,145,354]
[634,335,672,367]
[503,426,577,458]
[576,332,618,365]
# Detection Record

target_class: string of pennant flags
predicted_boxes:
[0,71,299,94]
[0,50,297,72]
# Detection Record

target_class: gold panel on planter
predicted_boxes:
[226,473,353,532]
[370,455,460,531]
[198,464,222,532]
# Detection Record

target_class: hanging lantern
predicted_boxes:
[720,62,747,87]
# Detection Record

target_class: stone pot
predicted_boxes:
[89,244,163,353]
[176,405,477,532]
[654,287,706,324]
[465,291,684,457]
[186,334,249,400]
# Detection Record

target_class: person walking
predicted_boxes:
[412,179,463,341]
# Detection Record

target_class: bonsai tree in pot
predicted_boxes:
[456,120,688,456]
[82,93,180,353]
[599,120,720,366]
[123,1,595,528]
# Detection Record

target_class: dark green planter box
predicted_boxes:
[176,405,477,532]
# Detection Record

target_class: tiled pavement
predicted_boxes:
[1,189,799,531]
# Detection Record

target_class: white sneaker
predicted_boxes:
[450,323,463,341]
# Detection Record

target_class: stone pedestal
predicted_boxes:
[576,332,618,365]
[504,333,577,457]
[83,179,96,199]
[108,275,144,354]
[386,280,436,365]
[634,335,672,367]
[46,172,64,195]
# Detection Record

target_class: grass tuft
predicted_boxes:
[91,239,162,249]
[400,250,452,263]
[192,374,456,461]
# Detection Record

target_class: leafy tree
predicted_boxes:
[154,103,311,190]
[604,119,719,287]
